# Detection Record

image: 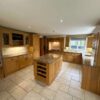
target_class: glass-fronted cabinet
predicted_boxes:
[12,33,24,46]
[25,35,29,45]
[2,33,10,46]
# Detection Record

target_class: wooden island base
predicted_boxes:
[34,53,62,85]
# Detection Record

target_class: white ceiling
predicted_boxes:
[0,0,100,35]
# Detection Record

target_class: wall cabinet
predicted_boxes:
[12,33,24,46]
[0,27,31,47]
[87,35,94,48]
[25,34,30,45]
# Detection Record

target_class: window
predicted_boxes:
[70,38,86,50]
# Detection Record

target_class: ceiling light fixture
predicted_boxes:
[60,19,63,23]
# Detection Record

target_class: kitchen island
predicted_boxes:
[34,53,62,85]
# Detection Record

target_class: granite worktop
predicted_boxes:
[34,53,62,64]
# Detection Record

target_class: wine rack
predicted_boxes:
[36,62,47,82]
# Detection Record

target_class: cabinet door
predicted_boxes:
[74,54,82,64]
[18,55,27,69]
[2,32,12,47]
[33,35,40,59]
[4,57,18,76]
[27,54,33,66]
[24,34,30,45]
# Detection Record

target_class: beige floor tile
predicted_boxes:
[19,80,36,92]
[0,62,100,100]
[84,91,100,100]
[59,83,69,93]
[47,81,60,91]
[10,75,24,85]
[54,91,72,100]
[9,86,27,100]
[6,80,17,92]
[0,79,15,92]
[0,91,12,100]
[32,83,45,93]
[8,96,15,100]
[73,97,81,100]
[40,88,56,100]
[70,80,82,90]
[68,87,85,100]
[23,91,45,100]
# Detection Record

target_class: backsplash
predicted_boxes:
[2,47,28,56]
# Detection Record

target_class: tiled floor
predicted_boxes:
[0,62,100,100]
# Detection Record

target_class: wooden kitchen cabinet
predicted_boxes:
[29,34,40,59]
[3,57,18,76]
[82,65,100,95]
[87,35,94,48]
[33,35,40,59]
[63,52,82,64]
[18,55,27,69]
[34,54,62,85]
[3,54,33,76]
[26,54,33,66]
[74,53,82,64]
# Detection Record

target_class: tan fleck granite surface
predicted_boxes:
[34,53,62,64]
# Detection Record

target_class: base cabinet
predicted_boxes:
[18,55,27,69]
[34,55,62,85]
[4,57,18,76]
[82,65,100,95]
[63,52,82,64]
[3,54,33,76]
[0,68,4,78]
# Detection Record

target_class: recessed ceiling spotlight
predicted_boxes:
[60,19,63,23]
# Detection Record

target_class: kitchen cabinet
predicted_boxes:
[3,54,33,76]
[2,31,12,47]
[12,33,24,46]
[66,36,70,47]
[63,52,82,64]
[18,54,33,69]
[82,65,100,95]
[0,68,4,78]
[33,35,40,59]
[4,57,18,76]
[24,34,30,45]
[34,53,62,85]
[29,34,40,59]
[18,55,27,69]
[26,54,33,65]
[0,27,31,47]
[87,35,94,48]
